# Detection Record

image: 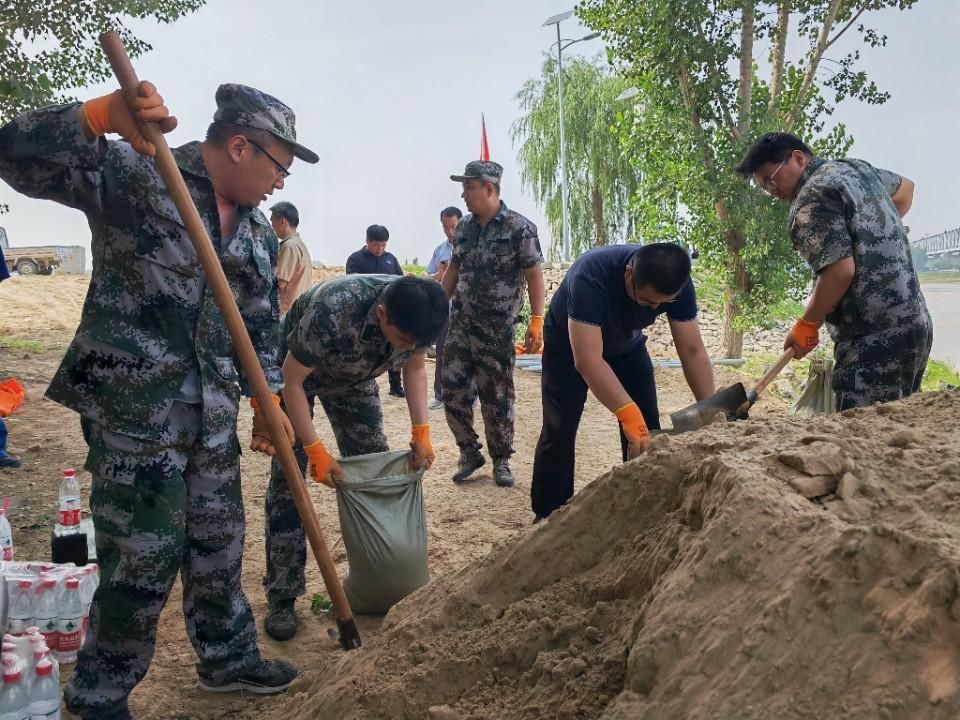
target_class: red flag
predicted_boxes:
[480,114,490,161]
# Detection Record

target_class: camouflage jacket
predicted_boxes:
[283,274,414,394]
[450,201,543,321]
[0,104,282,441]
[789,157,928,341]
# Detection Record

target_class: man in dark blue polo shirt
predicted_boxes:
[531,242,716,521]
[346,224,406,396]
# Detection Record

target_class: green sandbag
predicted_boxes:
[792,355,837,416]
[335,449,429,614]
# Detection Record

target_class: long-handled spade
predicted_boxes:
[98,31,360,650]
[670,348,795,433]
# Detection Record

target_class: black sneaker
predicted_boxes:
[199,659,298,695]
[452,450,485,483]
[264,598,297,641]
[75,709,134,720]
[389,386,406,398]
[493,460,514,488]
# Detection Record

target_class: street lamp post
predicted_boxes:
[542,10,599,261]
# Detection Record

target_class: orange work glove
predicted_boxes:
[785,318,821,359]
[249,393,295,456]
[410,424,435,470]
[524,315,545,354]
[615,402,650,459]
[81,82,178,156]
[303,439,342,488]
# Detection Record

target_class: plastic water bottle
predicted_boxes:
[6,583,33,637]
[0,654,28,720]
[30,582,57,654]
[56,471,81,535]
[27,659,59,720]
[0,511,13,562]
[53,579,82,665]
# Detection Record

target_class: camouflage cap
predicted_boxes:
[450,160,503,184]
[213,84,319,164]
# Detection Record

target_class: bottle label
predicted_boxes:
[57,509,80,526]
[1,545,12,561]
[38,618,58,651]
[57,615,83,653]
[8,617,29,635]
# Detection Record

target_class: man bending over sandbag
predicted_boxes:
[262,273,448,640]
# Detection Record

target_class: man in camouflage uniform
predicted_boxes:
[263,274,448,640]
[442,161,545,487]
[736,132,932,410]
[0,81,313,719]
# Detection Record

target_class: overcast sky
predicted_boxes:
[1,0,957,268]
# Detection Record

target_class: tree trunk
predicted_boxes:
[768,0,790,108]
[738,0,755,135]
[592,183,607,246]
[721,249,748,359]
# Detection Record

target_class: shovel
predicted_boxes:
[670,348,795,433]
[99,33,361,650]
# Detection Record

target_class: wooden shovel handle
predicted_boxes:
[98,32,357,634]
[750,347,795,399]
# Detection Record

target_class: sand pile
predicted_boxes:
[276,391,960,720]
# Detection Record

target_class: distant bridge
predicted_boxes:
[911,227,960,257]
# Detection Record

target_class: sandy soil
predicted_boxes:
[0,274,787,719]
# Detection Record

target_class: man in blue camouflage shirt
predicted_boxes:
[737,132,932,410]
[0,81,313,719]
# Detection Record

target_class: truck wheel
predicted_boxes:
[43,265,56,276]
[16,260,38,275]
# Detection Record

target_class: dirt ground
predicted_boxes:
[0,275,787,719]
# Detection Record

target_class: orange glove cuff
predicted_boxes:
[411,424,431,444]
[81,93,117,137]
[614,402,649,441]
[303,439,332,482]
[789,318,821,350]
[250,393,281,412]
[528,315,544,333]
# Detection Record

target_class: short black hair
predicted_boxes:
[735,132,814,177]
[366,224,390,243]
[205,120,275,149]
[270,201,299,228]
[440,206,463,220]
[629,242,692,296]
[382,276,449,347]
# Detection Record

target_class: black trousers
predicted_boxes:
[530,331,660,520]
[388,368,403,392]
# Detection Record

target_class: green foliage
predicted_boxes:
[402,264,426,275]
[693,265,802,328]
[1,0,207,123]
[0,337,45,352]
[919,270,960,284]
[512,55,641,259]
[910,246,929,272]
[578,0,921,349]
[310,592,333,614]
[922,359,960,392]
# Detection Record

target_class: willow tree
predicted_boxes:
[580,0,921,356]
[512,54,641,259]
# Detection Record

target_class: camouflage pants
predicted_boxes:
[263,379,388,602]
[833,315,933,411]
[441,314,515,459]
[66,401,259,719]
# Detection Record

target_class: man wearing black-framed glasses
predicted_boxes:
[736,131,931,411]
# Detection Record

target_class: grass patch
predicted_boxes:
[919,270,960,284]
[403,264,427,275]
[0,337,46,352]
[922,358,960,392]
[310,592,333,614]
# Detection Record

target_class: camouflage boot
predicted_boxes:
[264,598,298,641]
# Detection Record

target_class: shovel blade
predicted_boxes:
[670,383,749,433]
